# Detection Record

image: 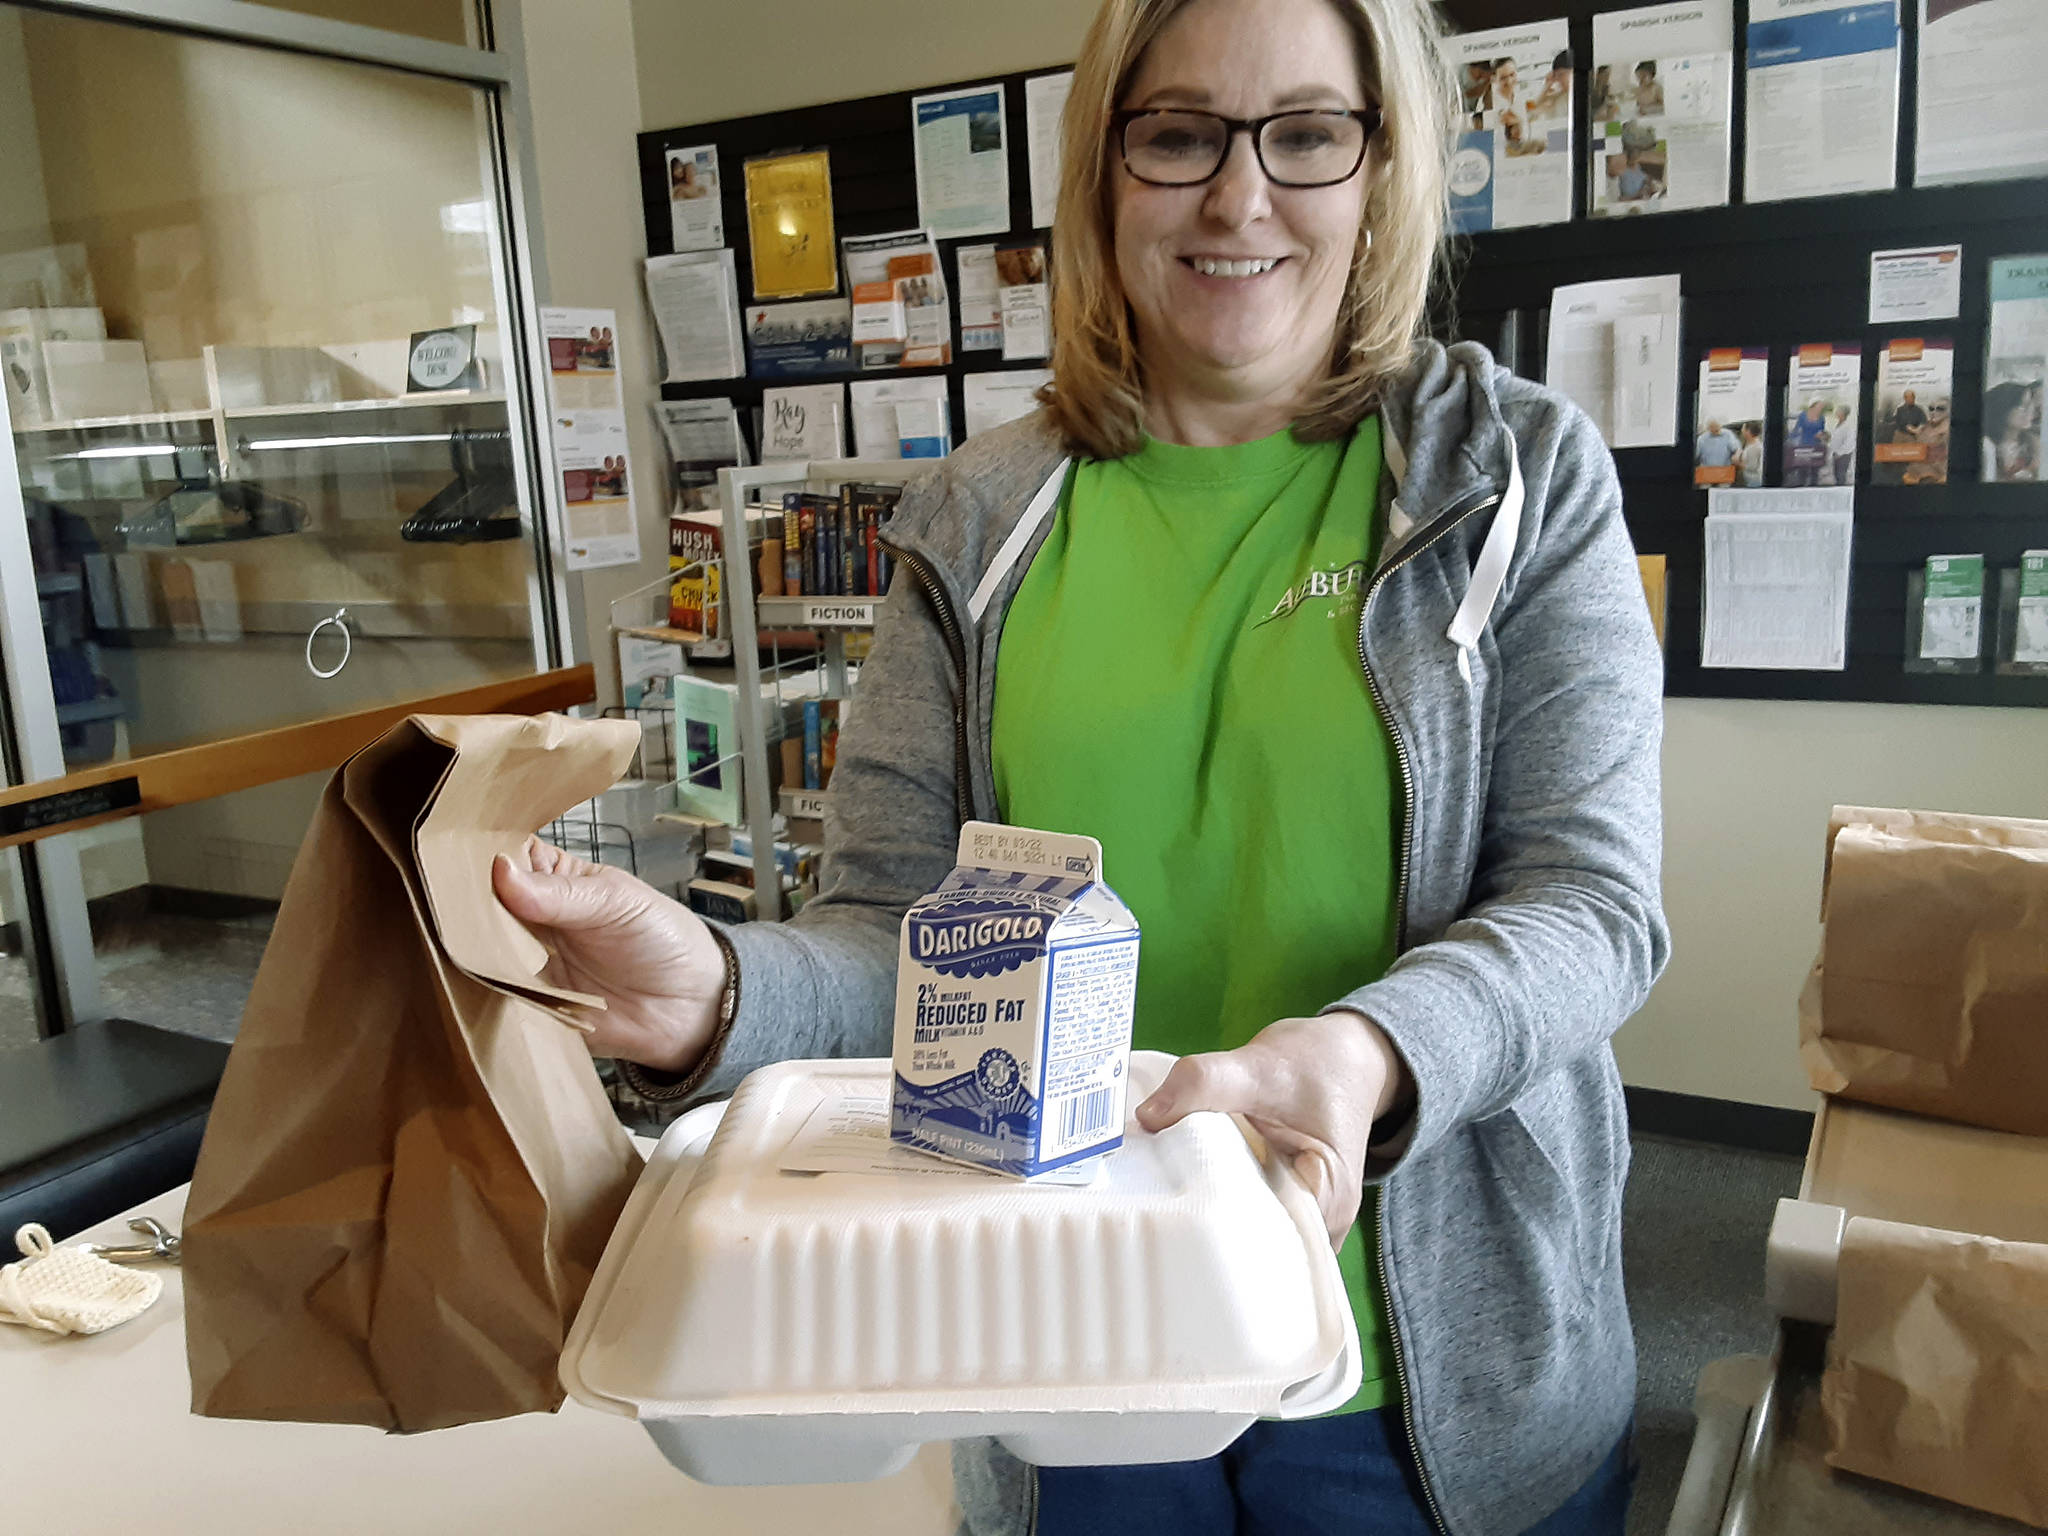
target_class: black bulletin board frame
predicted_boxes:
[638,68,1071,464]
[641,2,2048,709]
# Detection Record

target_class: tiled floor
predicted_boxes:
[0,908,272,1049]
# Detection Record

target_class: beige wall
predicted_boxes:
[620,0,2048,1112]
[519,0,668,705]
[632,0,1098,128]
[0,11,49,247]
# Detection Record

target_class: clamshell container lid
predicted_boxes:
[559,1053,1359,1484]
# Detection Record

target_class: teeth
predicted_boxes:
[1191,257,1280,278]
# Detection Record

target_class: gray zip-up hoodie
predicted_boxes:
[697,339,1669,1536]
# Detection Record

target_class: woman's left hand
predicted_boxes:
[1135,1010,1411,1246]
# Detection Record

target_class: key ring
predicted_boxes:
[306,607,351,679]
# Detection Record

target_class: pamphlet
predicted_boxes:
[850,376,949,460]
[963,368,1051,439]
[642,251,745,383]
[913,84,1011,241]
[996,243,1051,361]
[1915,0,2048,188]
[1918,553,1983,661]
[1025,71,1073,229]
[1983,256,2047,484]
[541,305,639,571]
[1872,337,1954,486]
[745,298,853,379]
[1745,0,1900,204]
[1590,0,1733,218]
[1785,343,1862,487]
[663,144,723,252]
[2014,551,2048,665]
[655,398,746,511]
[761,382,845,462]
[1445,18,1574,233]
[1701,487,1855,670]
[1693,346,1768,486]
[955,244,1003,351]
[842,230,950,369]
[744,150,838,300]
[895,395,950,459]
[1868,245,1962,325]
[1546,272,1683,448]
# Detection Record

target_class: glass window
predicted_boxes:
[243,0,481,48]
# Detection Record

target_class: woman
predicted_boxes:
[496,0,1665,1532]
[1982,378,2042,482]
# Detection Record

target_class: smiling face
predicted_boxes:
[1111,0,1372,421]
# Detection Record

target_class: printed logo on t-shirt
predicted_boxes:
[1256,559,1368,627]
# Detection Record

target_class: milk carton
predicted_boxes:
[892,821,1140,1177]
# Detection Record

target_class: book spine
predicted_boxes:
[803,699,822,791]
[798,502,817,596]
[782,495,803,593]
[840,499,857,596]
[863,506,878,596]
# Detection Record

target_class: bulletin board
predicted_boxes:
[642,4,2048,709]
[638,67,1071,461]
[1442,0,2048,709]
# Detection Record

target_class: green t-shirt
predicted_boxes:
[991,419,1401,1415]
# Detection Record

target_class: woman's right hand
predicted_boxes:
[492,837,727,1074]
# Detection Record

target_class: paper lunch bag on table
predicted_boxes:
[1801,804,2048,1139]
[182,712,645,1431]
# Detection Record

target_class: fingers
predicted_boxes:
[1134,1048,1270,1133]
[493,849,640,931]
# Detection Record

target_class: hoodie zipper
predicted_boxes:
[878,537,975,826]
[1357,482,1502,1536]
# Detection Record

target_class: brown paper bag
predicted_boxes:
[1823,1216,2048,1526]
[1801,805,2048,1138]
[182,712,645,1431]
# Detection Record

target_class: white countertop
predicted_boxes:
[2,1176,963,1534]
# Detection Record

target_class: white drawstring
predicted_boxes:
[1445,432,1527,688]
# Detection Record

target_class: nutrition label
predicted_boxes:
[1041,938,1139,1160]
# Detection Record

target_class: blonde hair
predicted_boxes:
[1043,0,1455,459]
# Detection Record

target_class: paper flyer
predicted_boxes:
[995,243,1050,361]
[1025,71,1073,229]
[1693,346,1768,486]
[654,398,745,511]
[2015,551,2048,665]
[664,144,723,252]
[541,306,639,571]
[1446,18,1574,234]
[913,84,1011,241]
[744,150,838,299]
[955,244,1003,351]
[849,376,948,460]
[1919,553,1984,661]
[964,369,1051,439]
[1872,337,1953,486]
[1590,0,1733,217]
[1785,343,1862,487]
[1545,273,1683,448]
[642,250,745,383]
[1983,255,2047,484]
[1915,0,2048,188]
[1869,245,1962,325]
[1745,0,1900,203]
[745,298,853,379]
[761,382,844,462]
[1701,489,1855,670]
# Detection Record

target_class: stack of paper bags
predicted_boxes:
[1798,805,2048,1520]
[182,713,645,1431]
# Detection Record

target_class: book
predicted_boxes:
[1784,343,1862,488]
[1693,347,1768,487]
[674,676,742,825]
[839,493,859,596]
[782,494,804,591]
[1873,337,1954,486]
[685,878,757,924]
[803,699,823,790]
[667,511,724,636]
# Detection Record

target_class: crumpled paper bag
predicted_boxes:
[182,712,645,1431]
[1800,805,2048,1138]
[1823,1215,2048,1526]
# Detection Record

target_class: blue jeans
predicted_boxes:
[1035,1408,1633,1535]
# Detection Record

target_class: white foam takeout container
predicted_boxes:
[559,1051,1360,1485]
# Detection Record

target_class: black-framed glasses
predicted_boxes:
[1113,107,1383,188]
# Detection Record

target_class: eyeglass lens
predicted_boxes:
[1122,111,1367,186]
